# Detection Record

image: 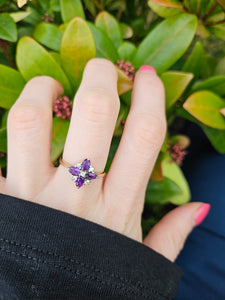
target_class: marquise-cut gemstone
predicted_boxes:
[69,166,80,176]
[76,177,85,188]
[86,172,97,180]
[81,159,91,171]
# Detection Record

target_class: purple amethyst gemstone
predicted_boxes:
[86,172,97,180]
[76,177,85,188]
[81,159,91,171]
[69,166,80,176]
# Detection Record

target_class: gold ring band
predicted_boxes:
[59,157,106,189]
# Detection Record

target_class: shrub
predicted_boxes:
[0,0,225,233]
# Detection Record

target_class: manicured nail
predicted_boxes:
[195,203,211,226]
[139,65,156,73]
[55,80,64,89]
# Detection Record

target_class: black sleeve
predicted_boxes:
[0,192,182,299]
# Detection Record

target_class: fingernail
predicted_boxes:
[55,80,64,89]
[139,65,156,73]
[195,203,211,226]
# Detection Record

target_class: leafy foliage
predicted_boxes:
[0,0,225,228]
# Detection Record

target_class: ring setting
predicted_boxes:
[59,158,106,189]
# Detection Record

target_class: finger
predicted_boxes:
[59,58,119,190]
[144,202,211,262]
[104,66,166,215]
[6,76,63,200]
[0,165,6,194]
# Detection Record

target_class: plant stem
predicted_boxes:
[0,39,17,69]
[204,19,225,26]
[202,2,218,20]
[93,0,103,11]
[116,4,123,21]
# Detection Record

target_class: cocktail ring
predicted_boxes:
[59,157,106,189]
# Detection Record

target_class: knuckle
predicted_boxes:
[169,228,186,255]
[86,58,117,75]
[77,88,120,124]
[131,113,167,153]
[28,75,55,86]
[8,104,49,130]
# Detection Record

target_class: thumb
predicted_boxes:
[143,202,211,262]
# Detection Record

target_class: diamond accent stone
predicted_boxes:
[89,166,94,172]
[72,175,78,181]
[80,171,86,177]
[76,163,81,168]
[84,179,90,185]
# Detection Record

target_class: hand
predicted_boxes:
[0,58,210,262]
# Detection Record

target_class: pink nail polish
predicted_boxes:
[139,65,156,73]
[55,80,64,89]
[195,203,211,226]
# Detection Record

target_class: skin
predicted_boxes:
[0,58,206,262]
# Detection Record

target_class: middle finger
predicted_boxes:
[58,58,119,193]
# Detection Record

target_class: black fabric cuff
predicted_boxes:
[0,192,182,299]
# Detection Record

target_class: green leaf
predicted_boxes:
[95,11,122,48]
[145,177,182,205]
[170,134,190,149]
[10,11,31,23]
[51,117,70,162]
[206,11,225,23]
[0,64,25,109]
[16,37,73,97]
[88,23,119,63]
[214,57,225,75]
[162,155,190,204]
[151,0,183,8]
[118,42,137,61]
[148,0,182,17]
[114,102,129,136]
[201,54,217,79]
[196,22,210,39]
[119,23,133,39]
[50,0,61,12]
[83,0,96,16]
[133,14,197,74]
[201,124,225,154]
[22,7,43,26]
[183,91,225,129]
[105,136,120,173]
[1,110,9,128]
[150,153,164,182]
[60,0,85,22]
[117,67,133,95]
[193,76,225,96]
[0,13,17,42]
[33,22,63,52]
[59,22,68,33]
[0,128,7,153]
[208,24,225,41]
[50,51,62,66]
[61,18,96,91]
[18,26,34,39]
[182,41,205,81]
[161,71,193,109]
[0,0,7,7]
